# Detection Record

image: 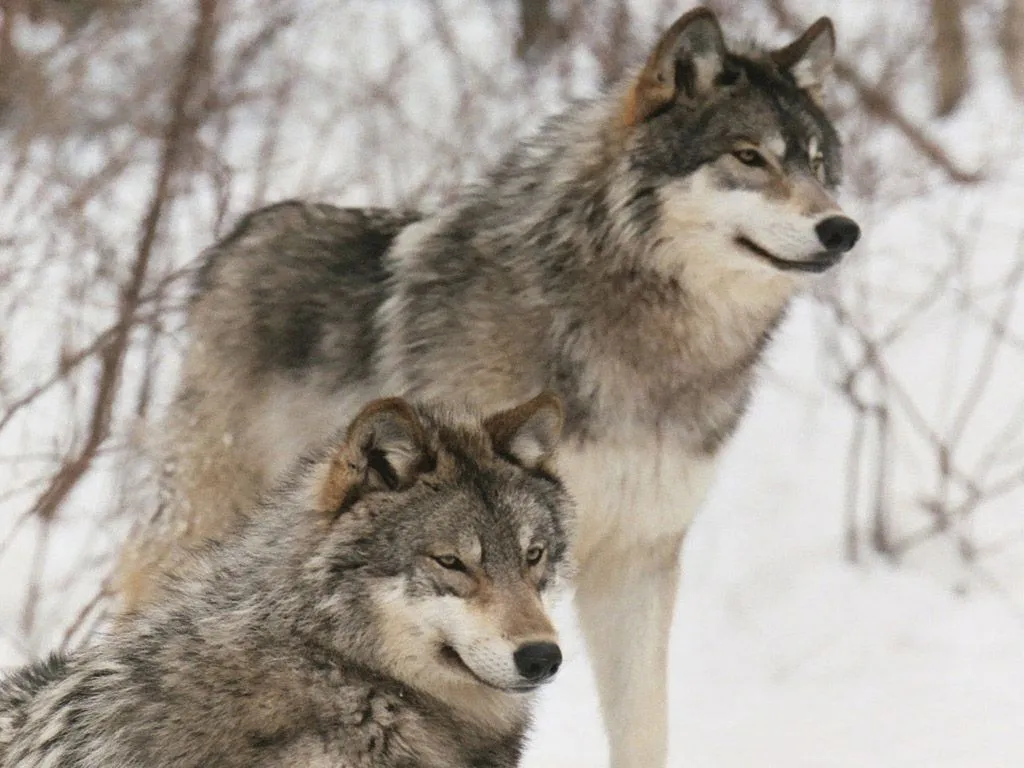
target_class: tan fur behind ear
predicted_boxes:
[623,62,677,128]
[315,444,362,516]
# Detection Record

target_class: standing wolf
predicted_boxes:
[121,8,860,767]
[3,394,571,767]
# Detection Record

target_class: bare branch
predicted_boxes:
[25,0,219,522]
[930,0,969,116]
[1001,0,1024,98]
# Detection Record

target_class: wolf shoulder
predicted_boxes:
[0,654,69,763]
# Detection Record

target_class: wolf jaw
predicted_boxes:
[734,235,843,273]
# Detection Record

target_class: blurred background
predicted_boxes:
[1,0,1022,765]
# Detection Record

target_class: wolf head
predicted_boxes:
[622,8,859,280]
[303,392,572,704]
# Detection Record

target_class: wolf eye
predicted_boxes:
[733,148,766,167]
[525,546,545,566]
[432,554,467,572]
[810,155,825,181]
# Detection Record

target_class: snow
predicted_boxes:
[523,328,1024,766]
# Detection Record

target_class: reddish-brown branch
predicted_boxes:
[832,61,981,184]
[930,0,968,116]
[26,0,219,522]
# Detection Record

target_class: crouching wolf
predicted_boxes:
[121,8,861,767]
[2,394,572,767]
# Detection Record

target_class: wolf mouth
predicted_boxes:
[439,645,541,693]
[735,236,843,274]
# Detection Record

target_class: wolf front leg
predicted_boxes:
[574,533,684,768]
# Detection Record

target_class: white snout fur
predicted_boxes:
[423,595,535,689]
[657,165,845,275]
[373,581,557,692]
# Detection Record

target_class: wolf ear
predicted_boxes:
[484,392,564,471]
[316,398,429,515]
[771,17,835,101]
[624,7,727,127]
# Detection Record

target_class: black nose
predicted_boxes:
[513,642,562,683]
[815,215,860,253]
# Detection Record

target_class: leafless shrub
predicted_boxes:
[1001,0,1024,97]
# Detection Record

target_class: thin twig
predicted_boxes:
[25,0,219,523]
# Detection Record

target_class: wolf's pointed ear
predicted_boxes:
[771,17,835,102]
[317,398,429,515]
[624,7,727,127]
[484,392,564,471]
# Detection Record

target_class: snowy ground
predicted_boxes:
[520,310,1024,767]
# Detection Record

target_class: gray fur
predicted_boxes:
[4,399,572,767]
[120,9,859,768]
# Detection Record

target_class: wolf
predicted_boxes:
[2,394,572,767]
[119,8,860,767]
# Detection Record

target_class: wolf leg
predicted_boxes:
[573,533,683,768]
